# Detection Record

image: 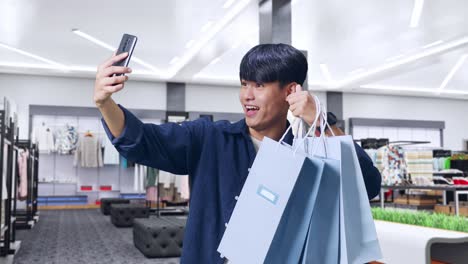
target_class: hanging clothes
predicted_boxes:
[159,170,174,188]
[73,134,103,168]
[17,149,29,200]
[120,156,127,168]
[55,124,78,155]
[175,174,190,200]
[103,136,120,165]
[145,167,159,187]
[2,145,8,200]
[134,164,146,193]
[146,186,158,202]
[32,123,55,153]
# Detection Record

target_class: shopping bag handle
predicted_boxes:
[278,95,322,145]
[290,95,322,155]
[292,95,335,156]
[305,104,334,157]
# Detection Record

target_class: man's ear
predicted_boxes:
[285,82,297,96]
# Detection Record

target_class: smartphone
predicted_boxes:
[113,33,138,76]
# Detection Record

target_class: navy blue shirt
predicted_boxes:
[102,105,381,264]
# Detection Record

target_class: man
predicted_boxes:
[94,43,381,263]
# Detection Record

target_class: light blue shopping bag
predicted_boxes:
[217,136,325,264]
[264,154,325,264]
[303,135,382,264]
[301,158,341,264]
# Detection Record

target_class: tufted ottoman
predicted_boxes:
[133,216,186,258]
[100,198,130,215]
[110,203,150,227]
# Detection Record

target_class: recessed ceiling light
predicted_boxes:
[0,42,65,67]
[438,54,467,93]
[319,64,333,82]
[71,29,165,76]
[223,0,236,9]
[410,0,424,28]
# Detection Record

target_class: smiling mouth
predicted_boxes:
[245,105,259,112]
[245,105,259,117]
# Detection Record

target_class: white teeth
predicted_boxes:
[246,105,259,110]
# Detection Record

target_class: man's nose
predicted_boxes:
[245,85,255,99]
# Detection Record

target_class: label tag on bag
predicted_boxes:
[257,185,279,205]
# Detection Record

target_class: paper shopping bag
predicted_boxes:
[301,158,341,264]
[217,136,324,264]
[303,136,382,264]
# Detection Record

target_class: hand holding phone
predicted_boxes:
[113,33,137,76]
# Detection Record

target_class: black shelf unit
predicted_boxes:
[15,139,39,230]
[0,109,19,256]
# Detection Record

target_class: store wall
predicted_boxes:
[185,83,328,122]
[3,73,465,150]
[185,83,243,113]
[343,93,468,151]
[0,73,167,139]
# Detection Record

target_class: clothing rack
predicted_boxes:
[15,139,39,230]
[0,110,20,256]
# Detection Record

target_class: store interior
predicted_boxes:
[0,0,468,263]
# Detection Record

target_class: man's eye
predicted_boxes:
[256,83,263,88]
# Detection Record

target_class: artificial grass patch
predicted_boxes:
[372,207,468,233]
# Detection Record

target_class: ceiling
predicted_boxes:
[0,0,467,99]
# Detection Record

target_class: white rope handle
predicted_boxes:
[293,95,321,154]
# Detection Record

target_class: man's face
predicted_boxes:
[239,79,291,131]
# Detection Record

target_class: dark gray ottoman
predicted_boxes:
[100,198,130,215]
[110,203,150,227]
[133,217,186,258]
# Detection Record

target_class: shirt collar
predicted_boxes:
[222,118,294,145]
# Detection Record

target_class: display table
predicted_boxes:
[380,185,468,216]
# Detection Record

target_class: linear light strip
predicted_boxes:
[410,0,425,28]
[361,84,468,95]
[332,35,468,89]
[422,40,443,49]
[223,0,236,9]
[438,54,468,92]
[71,29,165,76]
[167,0,253,78]
[0,42,65,67]
[319,64,333,82]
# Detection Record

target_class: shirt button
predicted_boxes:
[234,196,239,201]
[225,223,228,228]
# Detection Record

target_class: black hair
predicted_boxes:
[239,43,308,87]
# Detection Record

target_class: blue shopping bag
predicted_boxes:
[303,136,382,264]
[339,137,382,264]
[301,158,341,264]
[217,136,325,264]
